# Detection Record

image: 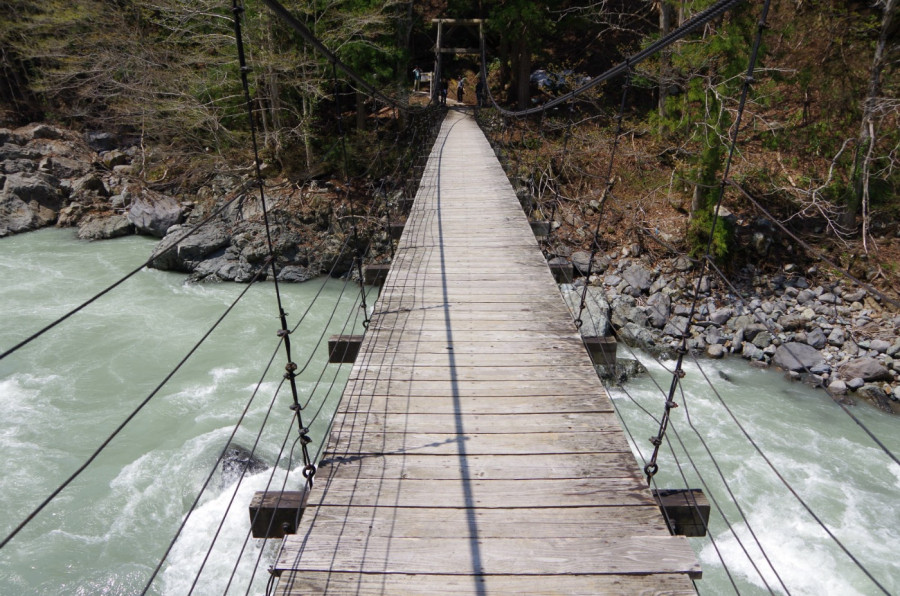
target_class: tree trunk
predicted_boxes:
[512,36,530,110]
[658,1,673,125]
[845,0,897,235]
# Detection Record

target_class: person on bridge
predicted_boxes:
[440,80,448,105]
[456,76,466,102]
[412,66,421,92]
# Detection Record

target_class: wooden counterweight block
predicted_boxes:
[530,221,551,239]
[328,334,364,363]
[249,489,309,539]
[583,335,617,365]
[388,223,405,240]
[652,488,710,537]
[549,262,573,284]
[364,263,391,286]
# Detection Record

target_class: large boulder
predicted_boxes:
[772,342,825,371]
[622,263,654,293]
[220,444,269,488]
[855,384,894,414]
[77,214,134,240]
[559,285,610,337]
[837,357,893,382]
[150,222,231,272]
[645,292,671,329]
[618,322,655,349]
[127,190,183,238]
[0,172,64,235]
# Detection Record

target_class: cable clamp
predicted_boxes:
[232,5,244,15]
[240,66,252,74]
[302,464,317,479]
[666,400,679,409]
[289,403,301,411]
[744,75,756,85]
[676,369,686,379]
[300,434,312,446]
[277,329,291,337]
[285,362,298,372]
[649,436,662,447]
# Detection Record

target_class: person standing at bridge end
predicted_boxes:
[457,76,466,102]
[412,66,421,92]
[440,80,448,105]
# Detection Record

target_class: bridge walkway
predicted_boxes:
[273,108,700,594]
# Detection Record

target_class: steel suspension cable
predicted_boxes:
[644,0,771,485]
[233,0,316,488]
[480,0,747,118]
[0,259,271,551]
[575,68,631,328]
[0,190,244,363]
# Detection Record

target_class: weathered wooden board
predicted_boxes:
[275,535,701,577]
[315,452,644,481]
[326,430,634,456]
[274,572,696,595]
[347,364,601,383]
[328,411,619,435]
[337,394,614,415]
[291,505,669,539]
[341,377,608,397]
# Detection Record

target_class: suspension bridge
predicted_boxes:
[265,108,700,593]
[3,0,900,593]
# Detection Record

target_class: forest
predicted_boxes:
[0,0,897,289]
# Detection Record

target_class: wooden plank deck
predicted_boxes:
[273,108,699,594]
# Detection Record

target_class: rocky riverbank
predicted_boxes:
[0,122,384,282]
[559,247,900,414]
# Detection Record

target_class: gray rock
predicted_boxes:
[220,444,268,488]
[646,292,671,329]
[893,386,900,401]
[663,315,690,338]
[674,256,693,271]
[709,307,733,325]
[0,172,64,235]
[77,214,134,240]
[772,342,825,371]
[806,327,827,349]
[619,322,655,348]
[843,289,866,302]
[604,274,622,286]
[570,251,595,276]
[752,332,773,349]
[855,384,894,413]
[127,190,183,238]
[827,327,846,347]
[277,265,314,283]
[869,339,891,354]
[819,292,837,304]
[626,307,649,328]
[827,379,848,396]
[796,289,815,304]
[706,326,723,346]
[778,313,806,331]
[707,344,726,359]
[741,342,765,360]
[838,357,893,382]
[887,341,900,357]
[560,285,610,337]
[150,222,231,272]
[622,264,654,293]
[847,377,866,390]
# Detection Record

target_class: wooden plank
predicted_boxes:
[346,364,601,383]
[274,535,701,577]
[326,430,633,456]
[341,378,606,397]
[274,572,696,595]
[353,350,595,367]
[315,453,646,481]
[337,394,613,415]
[328,412,619,435]
[292,505,670,539]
